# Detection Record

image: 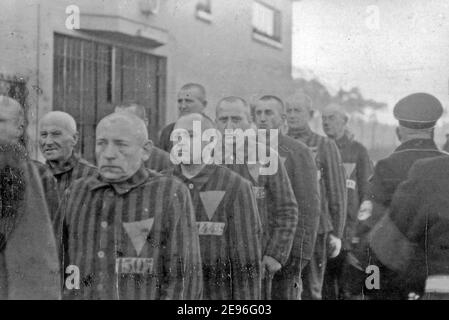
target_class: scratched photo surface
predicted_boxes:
[0,0,448,301]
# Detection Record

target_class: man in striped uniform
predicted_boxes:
[286,94,347,300]
[0,95,60,299]
[57,112,202,300]
[322,103,373,299]
[254,95,320,300]
[163,113,262,299]
[215,96,299,299]
[114,103,172,172]
[158,83,208,153]
[39,111,97,198]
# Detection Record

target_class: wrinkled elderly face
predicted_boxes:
[39,121,76,162]
[322,108,347,139]
[177,88,206,117]
[0,103,23,145]
[96,117,148,182]
[216,100,251,133]
[254,99,284,130]
[286,102,311,129]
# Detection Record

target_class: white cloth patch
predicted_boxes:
[343,163,356,179]
[122,218,154,256]
[317,170,322,181]
[358,200,373,221]
[115,257,154,274]
[199,191,225,220]
[346,179,356,189]
[197,222,225,236]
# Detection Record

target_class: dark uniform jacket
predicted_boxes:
[164,164,262,300]
[370,155,449,292]
[158,122,176,153]
[335,132,372,249]
[277,134,320,266]
[0,161,60,299]
[364,138,447,229]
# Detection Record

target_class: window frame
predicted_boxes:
[252,1,282,48]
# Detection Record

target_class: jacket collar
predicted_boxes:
[46,152,79,175]
[287,126,313,140]
[394,138,438,153]
[335,131,352,149]
[173,164,216,190]
[88,165,149,195]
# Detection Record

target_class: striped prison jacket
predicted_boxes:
[56,166,203,300]
[164,164,262,299]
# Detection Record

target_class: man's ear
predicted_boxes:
[142,140,154,162]
[73,132,79,146]
[203,100,208,108]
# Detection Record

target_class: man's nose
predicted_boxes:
[224,120,234,130]
[42,136,54,145]
[101,144,117,159]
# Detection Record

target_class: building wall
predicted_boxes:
[0,0,294,158]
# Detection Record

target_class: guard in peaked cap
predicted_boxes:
[357,92,447,299]
[393,93,443,129]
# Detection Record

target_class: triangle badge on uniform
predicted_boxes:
[123,218,154,256]
[247,163,261,182]
[309,147,318,162]
[343,163,356,178]
[280,156,287,166]
[199,191,226,220]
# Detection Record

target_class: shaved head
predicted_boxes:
[286,93,313,113]
[175,112,216,132]
[323,103,349,122]
[97,112,148,145]
[0,95,25,145]
[39,111,77,134]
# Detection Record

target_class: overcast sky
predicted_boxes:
[292,0,449,123]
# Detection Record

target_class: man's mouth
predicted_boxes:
[43,147,58,152]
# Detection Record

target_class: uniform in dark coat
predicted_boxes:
[0,159,60,299]
[363,139,446,230]
[370,155,449,298]
[362,138,446,299]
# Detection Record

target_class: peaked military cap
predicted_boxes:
[393,93,443,129]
